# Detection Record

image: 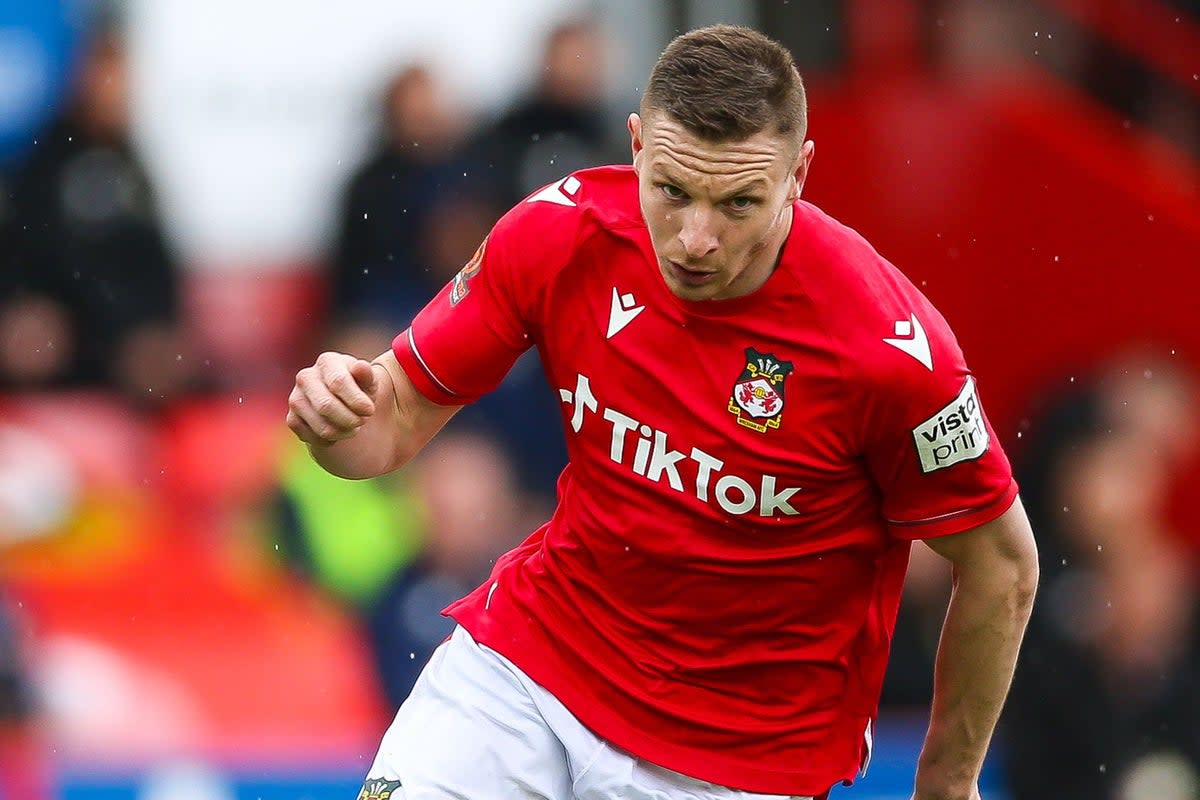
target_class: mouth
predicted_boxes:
[665,260,719,287]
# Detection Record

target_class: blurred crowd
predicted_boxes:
[1,3,1199,800]
[883,354,1200,800]
[0,15,618,797]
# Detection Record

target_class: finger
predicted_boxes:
[319,358,376,417]
[292,381,363,439]
[287,406,326,445]
[349,359,379,398]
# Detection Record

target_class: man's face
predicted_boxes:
[630,112,813,302]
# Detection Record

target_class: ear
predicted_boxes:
[628,113,644,172]
[789,140,815,201]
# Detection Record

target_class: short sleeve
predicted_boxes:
[393,196,574,405]
[858,308,1018,540]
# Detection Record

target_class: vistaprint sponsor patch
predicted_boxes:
[912,377,989,473]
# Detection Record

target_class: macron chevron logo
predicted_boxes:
[883,313,933,371]
[527,175,581,206]
[606,287,645,339]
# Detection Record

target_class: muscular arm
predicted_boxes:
[912,497,1039,800]
[287,350,459,479]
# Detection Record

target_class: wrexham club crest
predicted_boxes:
[728,347,794,433]
[449,237,486,306]
[357,778,403,799]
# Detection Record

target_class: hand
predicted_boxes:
[287,351,379,445]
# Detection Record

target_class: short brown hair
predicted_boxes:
[641,25,807,145]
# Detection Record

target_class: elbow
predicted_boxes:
[1009,535,1040,619]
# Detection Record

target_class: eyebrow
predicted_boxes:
[652,169,770,200]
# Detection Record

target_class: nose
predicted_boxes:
[677,207,719,261]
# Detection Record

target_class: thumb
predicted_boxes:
[349,359,378,396]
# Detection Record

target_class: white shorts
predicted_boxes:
[361,626,815,800]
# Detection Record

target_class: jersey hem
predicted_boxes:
[448,603,856,796]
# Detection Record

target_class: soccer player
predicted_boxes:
[288,25,1038,800]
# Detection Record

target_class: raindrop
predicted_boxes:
[1096,544,1103,552]
[1062,506,1070,513]
[238,396,244,404]
[1148,214,1155,222]
[1053,255,1060,262]
[1017,431,1023,438]
[1099,764,1106,773]
[1069,376,1075,382]
[175,354,183,361]
[274,544,279,551]
[1061,558,1068,566]
[362,212,368,219]
[409,653,416,660]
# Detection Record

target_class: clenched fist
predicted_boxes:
[287,351,381,445]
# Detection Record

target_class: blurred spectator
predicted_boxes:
[269,428,525,711]
[268,324,527,708]
[270,322,427,614]
[328,62,569,500]
[0,25,191,404]
[364,431,525,708]
[469,18,620,208]
[330,64,476,329]
[1002,360,1200,800]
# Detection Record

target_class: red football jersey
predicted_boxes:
[393,166,1017,795]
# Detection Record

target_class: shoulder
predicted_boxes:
[489,164,642,266]
[789,201,963,384]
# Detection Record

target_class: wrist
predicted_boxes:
[914,762,980,800]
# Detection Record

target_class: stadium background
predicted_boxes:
[0,0,1198,797]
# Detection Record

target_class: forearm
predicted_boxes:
[915,554,1037,799]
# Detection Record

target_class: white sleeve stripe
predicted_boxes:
[407,327,458,397]
[885,489,1016,527]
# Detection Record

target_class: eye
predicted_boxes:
[660,184,686,200]
[727,196,756,211]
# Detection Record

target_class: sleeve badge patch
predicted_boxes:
[357,777,403,799]
[449,237,487,307]
[728,347,794,433]
[912,376,990,472]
